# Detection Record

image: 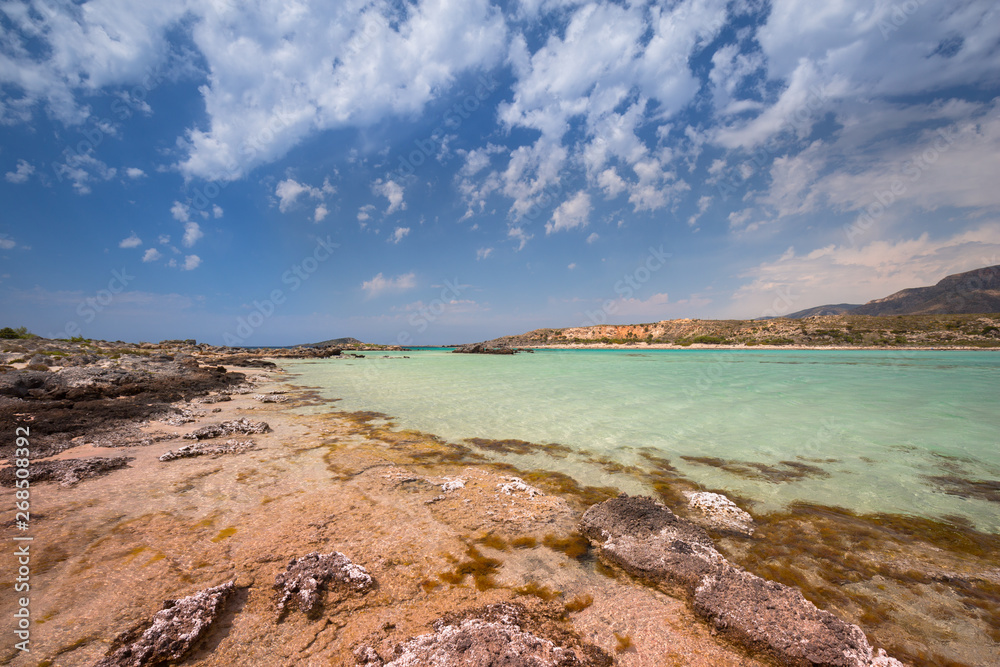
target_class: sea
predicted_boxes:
[285,348,1000,533]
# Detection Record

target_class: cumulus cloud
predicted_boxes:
[476,247,493,260]
[357,204,375,223]
[373,179,406,215]
[171,201,190,222]
[314,204,329,222]
[546,191,591,234]
[182,254,201,271]
[125,167,146,179]
[142,248,162,262]
[389,226,410,244]
[53,150,116,194]
[119,232,142,249]
[362,272,416,298]
[182,222,203,247]
[212,204,224,218]
[0,236,16,250]
[5,160,34,183]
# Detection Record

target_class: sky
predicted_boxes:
[1,0,999,346]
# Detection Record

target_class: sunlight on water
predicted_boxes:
[287,349,1000,532]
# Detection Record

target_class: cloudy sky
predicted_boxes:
[1,0,999,345]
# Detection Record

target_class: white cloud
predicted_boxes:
[597,168,627,199]
[314,204,329,222]
[507,226,532,251]
[568,263,577,270]
[357,204,375,222]
[182,222,203,248]
[177,0,508,179]
[0,236,15,250]
[373,179,406,215]
[546,191,591,234]
[171,201,190,222]
[688,195,712,227]
[212,204,224,218]
[5,160,34,183]
[53,150,116,194]
[142,248,162,262]
[476,247,493,260]
[275,178,331,213]
[158,234,171,245]
[389,226,410,244]
[362,272,416,298]
[118,233,142,249]
[125,167,146,179]
[182,255,201,271]
[586,232,599,244]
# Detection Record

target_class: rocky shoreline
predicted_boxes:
[2,337,996,665]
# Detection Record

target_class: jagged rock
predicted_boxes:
[498,477,542,497]
[93,580,234,667]
[580,494,724,593]
[685,491,755,537]
[694,566,905,667]
[0,456,134,487]
[452,343,519,354]
[252,393,287,403]
[360,602,613,667]
[579,495,905,667]
[159,440,257,462]
[195,394,231,404]
[274,552,373,618]
[184,418,270,440]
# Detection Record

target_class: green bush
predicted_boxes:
[0,326,34,339]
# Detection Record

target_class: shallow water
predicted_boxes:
[287,349,1000,533]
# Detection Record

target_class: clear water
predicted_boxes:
[286,349,1000,532]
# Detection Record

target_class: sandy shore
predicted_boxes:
[0,365,773,666]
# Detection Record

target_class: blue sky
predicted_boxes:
[1,0,999,345]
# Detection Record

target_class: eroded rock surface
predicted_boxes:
[274,551,373,618]
[0,456,134,486]
[184,418,270,440]
[356,602,613,667]
[159,439,257,462]
[93,580,235,667]
[686,491,755,537]
[580,495,904,667]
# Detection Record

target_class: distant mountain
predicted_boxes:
[781,303,861,319]
[851,264,1000,316]
[780,265,1000,319]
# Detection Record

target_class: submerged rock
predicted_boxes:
[274,551,373,618]
[685,491,755,537]
[579,495,904,667]
[580,494,724,593]
[452,343,519,354]
[0,456,134,487]
[94,580,235,667]
[159,439,257,461]
[357,602,613,667]
[184,418,270,440]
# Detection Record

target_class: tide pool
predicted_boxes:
[285,349,1000,532]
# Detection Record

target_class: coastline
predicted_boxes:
[1,344,998,665]
[515,343,1000,351]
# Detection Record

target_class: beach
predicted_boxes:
[1,342,998,666]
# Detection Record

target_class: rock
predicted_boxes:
[452,343,519,354]
[498,477,543,497]
[361,602,613,667]
[195,394,231,404]
[685,491,755,537]
[441,478,465,492]
[0,456,134,487]
[580,494,724,593]
[274,552,373,618]
[159,439,257,462]
[93,580,234,667]
[252,393,287,403]
[184,418,270,440]
[693,565,904,667]
[579,495,906,667]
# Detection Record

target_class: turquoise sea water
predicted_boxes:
[286,349,1000,532]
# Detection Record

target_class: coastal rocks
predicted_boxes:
[274,551,373,619]
[685,491,755,537]
[499,476,543,497]
[93,580,235,667]
[184,418,270,440]
[253,393,288,403]
[159,439,257,462]
[0,456,134,487]
[579,495,904,667]
[356,602,613,667]
[453,343,520,354]
[195,394,231,404]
